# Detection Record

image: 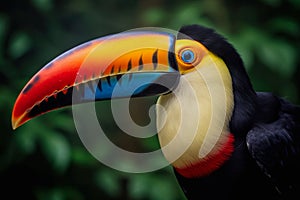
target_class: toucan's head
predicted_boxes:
[12,25,256,178]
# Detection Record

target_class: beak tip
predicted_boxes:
[11,114,25,130]
[11,123,18,130]
[11,119,19,130]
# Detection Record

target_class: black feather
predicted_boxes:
[247,94,300,198]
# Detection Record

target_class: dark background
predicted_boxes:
[1,0,300,199]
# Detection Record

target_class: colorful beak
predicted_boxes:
[12,31,180,129]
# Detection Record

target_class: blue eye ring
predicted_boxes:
[180,49,195,64]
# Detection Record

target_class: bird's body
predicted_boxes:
[168,26,300,200]
[175,92,300,200]
[11,24,300,200]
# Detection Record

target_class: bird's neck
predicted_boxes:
[156,53,235,178]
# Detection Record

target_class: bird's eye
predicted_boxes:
[175,39,208,74]
[181,49,195,64]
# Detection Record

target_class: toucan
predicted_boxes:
[11,25,300,200]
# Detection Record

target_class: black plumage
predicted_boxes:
[175,25,300,200]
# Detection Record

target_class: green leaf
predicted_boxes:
[39,132,71,172]
[149,176,177,200]
[31,0,53,12]
[8,32,32,59]
[94,169,121,198]
[129,174,182,200]
[0,14,9,46]
[129,174,152,199]
[230,37,254,69]
[288,0,300,7]
[36,188,63,200]
[15,128,37,155]
[71,147,97,166]
[259,0,281,6]
[46,112,75,133]
[170,3,210,28]
[143,8,165,25]
[259,39,297,77]
[230,27,266,69]
[36,187,84,200]
[14,119,46,155]
[269,17,300,36]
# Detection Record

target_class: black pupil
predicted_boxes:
[184,52,191,61]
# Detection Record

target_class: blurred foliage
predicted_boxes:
[1,0,300,199]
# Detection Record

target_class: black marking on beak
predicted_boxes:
[139,55,144,71]
[152,50,158,70]
[22,75,41,94]
[87,81,95,93]
[110,66,115,74]
[97,80,103,91]
[106,76,111,86]
[116,74,122,85]
[127,59,132,71]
